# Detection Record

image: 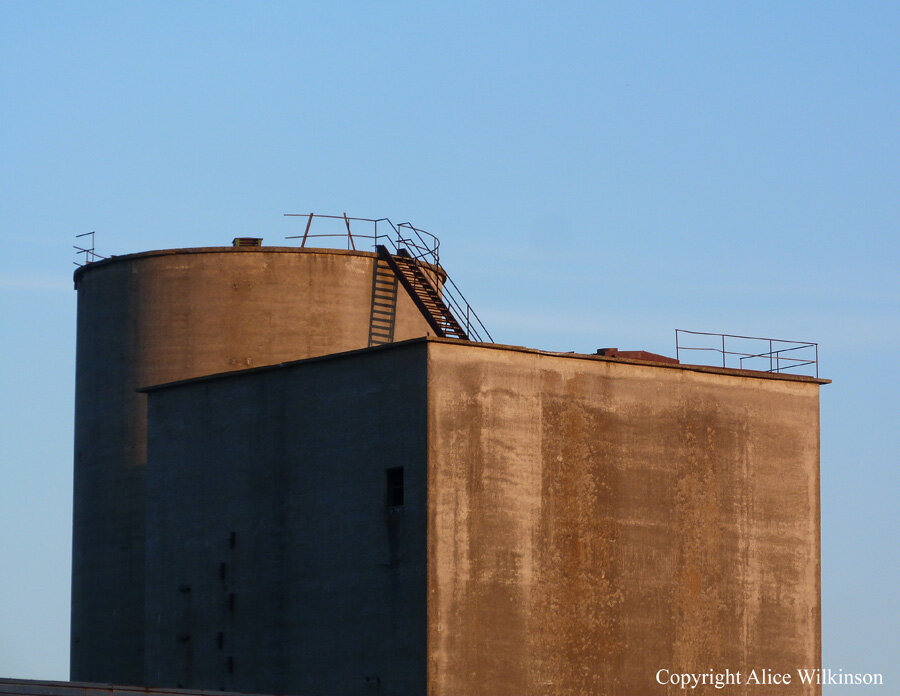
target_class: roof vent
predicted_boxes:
[232,237,262,248]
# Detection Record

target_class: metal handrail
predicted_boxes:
[675,329,818,377]
[74,231,108,267]
[396,221,440,265]
[284,213,492,343]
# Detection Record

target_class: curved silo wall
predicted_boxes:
[71,246,437,684]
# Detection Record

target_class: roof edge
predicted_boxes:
[138,337,432,393]
[139,336,829,393]
[425,337,831,384]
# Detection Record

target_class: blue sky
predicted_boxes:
[1,2,897,691]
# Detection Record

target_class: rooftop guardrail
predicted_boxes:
[284,213,493,343]
[675,329,819,378]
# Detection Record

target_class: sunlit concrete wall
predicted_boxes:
[71,247,434,685]
[426,341,823,696]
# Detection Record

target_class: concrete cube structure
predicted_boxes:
[140,338,825,696]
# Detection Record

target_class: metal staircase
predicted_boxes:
[284,213,494,344]
[376,245,469,340]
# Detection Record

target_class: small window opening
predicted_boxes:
[386,467,404,507]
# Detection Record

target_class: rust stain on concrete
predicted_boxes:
[427,342,821,696]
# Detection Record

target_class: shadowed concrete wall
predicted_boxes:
[425,342,822,696]
[143,343,428,696]
[72,247,435,685]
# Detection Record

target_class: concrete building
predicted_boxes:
[72,224,827,696]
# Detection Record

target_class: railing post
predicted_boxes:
[722,334,726,368]
[301,213,313,248]
[769,339,773,372]
[343,212,355,251]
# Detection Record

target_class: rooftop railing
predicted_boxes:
[283,213,493,343]
[675,329,819,378]
[73,231,107,266]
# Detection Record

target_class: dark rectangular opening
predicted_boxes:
[385,466,404,507]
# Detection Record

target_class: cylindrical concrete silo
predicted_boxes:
[71,244,439,685]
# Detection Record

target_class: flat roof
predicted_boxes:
[138,336,829,394]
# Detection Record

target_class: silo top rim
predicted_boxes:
[72,245,429,283]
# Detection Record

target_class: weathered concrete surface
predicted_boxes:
[144,343,428,696]
[426,342,822,696]
[72,247,435,685]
